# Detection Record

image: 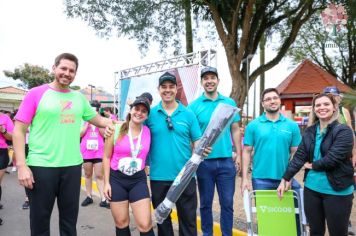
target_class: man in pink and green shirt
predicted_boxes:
[13,53,113,236]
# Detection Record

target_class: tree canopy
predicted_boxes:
[4,64,82,90]
[287,1,356,89]
[3,64,53,89]
[66,0,194,55]
[70,85,81,90]
[65,0,328,108]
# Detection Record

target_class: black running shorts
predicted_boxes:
[0,148,10,170]
[109,169,150,203]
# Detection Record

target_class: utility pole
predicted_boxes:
[242,54,254,123]
[88,84,95,101]
[259,34,266,115]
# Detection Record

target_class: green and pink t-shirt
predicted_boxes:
[15,84,97,167]
[0,114,14,148]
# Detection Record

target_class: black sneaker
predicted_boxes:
[81,196,93,207]
[0,218,2,225]
[99,200,110,209]
[22,201,30,210]
[0,203,3,209]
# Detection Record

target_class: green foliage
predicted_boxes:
[70,85,81,90]
[201,0,326,106]
[64,0,328,107]
[287,1,356,89]
[65,0,189,55]
[3,64,53,89]
[342,90,356,109]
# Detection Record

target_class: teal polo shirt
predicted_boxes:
[188,93,240,159]
[146,101,202,181]
[305,125,354,195]
[244,113,301,180]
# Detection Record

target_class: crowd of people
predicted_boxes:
[0,52,355,236]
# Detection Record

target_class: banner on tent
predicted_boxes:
[119,65,201,119]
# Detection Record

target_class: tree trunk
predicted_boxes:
[226,50,247,118]
[259,34,266,115]
[183,0,193,53]
[205,0,318,119]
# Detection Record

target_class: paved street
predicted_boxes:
[0,171,159,236]
[3,168,341,236]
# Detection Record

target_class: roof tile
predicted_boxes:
[0,86,27,94]
[276,59,351,95]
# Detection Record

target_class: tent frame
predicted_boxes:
[113,49,217,117]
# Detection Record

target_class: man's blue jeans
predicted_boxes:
[197,158,236,236]
[252,178,302,236]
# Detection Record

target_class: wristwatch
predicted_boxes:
[1,129,7,135]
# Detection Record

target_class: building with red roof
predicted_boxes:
[0,86,27,111]
[276,59,352,114]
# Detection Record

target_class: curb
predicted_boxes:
[81,177,247,236]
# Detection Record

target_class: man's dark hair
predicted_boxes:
[10,109,18,120]
[261,88,280,101]
[90,100,101,112]
[54,53,79,71]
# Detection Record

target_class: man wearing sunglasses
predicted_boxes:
[188,66,242,236]
[145,72,202,236]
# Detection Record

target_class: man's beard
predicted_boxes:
[265,107,280,113]
[204,87,217,95]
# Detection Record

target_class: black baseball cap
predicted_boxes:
[200,66,218,78]
[130,97,150,114]
[159,72,177,86]
[137,92,153,103]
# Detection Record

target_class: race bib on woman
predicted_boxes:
[117,157,143,176]
[86,139,98,150]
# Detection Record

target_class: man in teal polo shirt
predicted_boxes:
[146,72,202,236]
[189,66,241,236]
[241,88,301,190]
[241,88,302,234]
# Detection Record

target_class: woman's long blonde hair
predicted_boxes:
[117,113,131,142]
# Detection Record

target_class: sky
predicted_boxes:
[0,0,162,90]
[0,0,294,113]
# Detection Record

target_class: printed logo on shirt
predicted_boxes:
[176,121,189,128]
[61,100,73,112]
[280,129,292,134]
[60,100,75,124]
